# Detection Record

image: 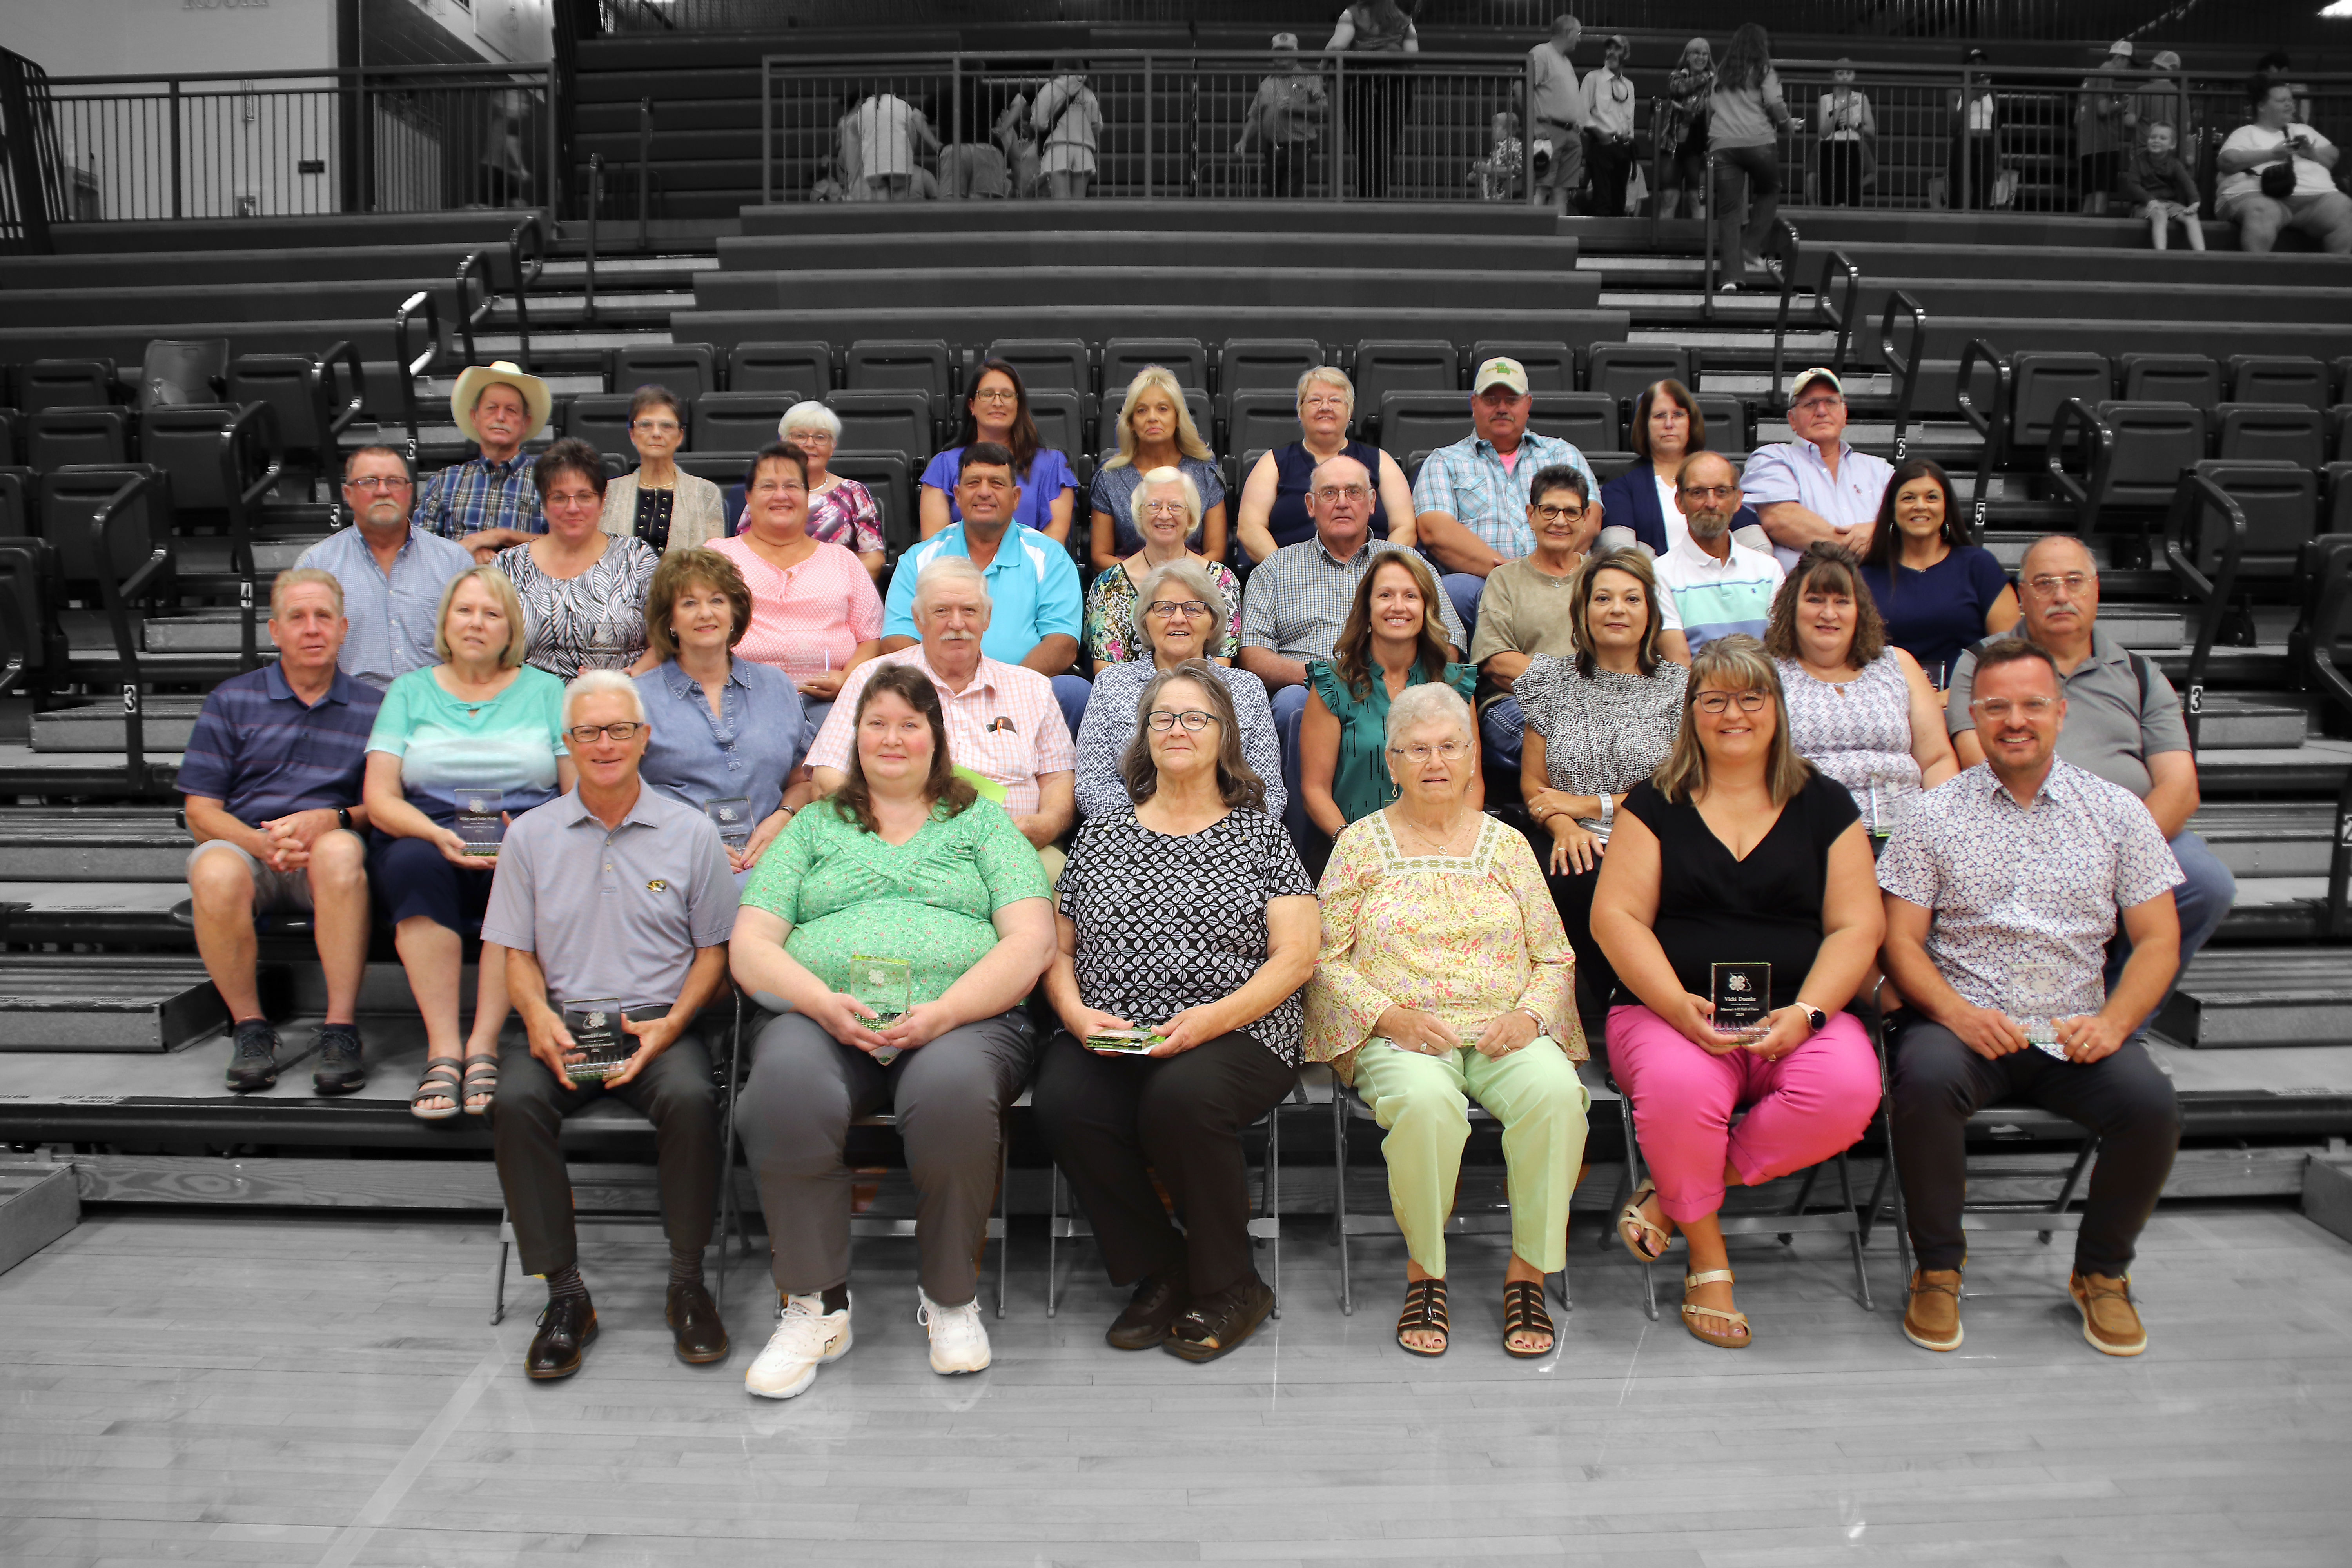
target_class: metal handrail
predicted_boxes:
[2043,396,2108,534]
[320,338,366,447]
[215,399,282,672]
[2160,468,2250,753]
[2308,556,2352,938]
[1954,336,2011,545]
[1877,290,1926,466]
[392,290,444,461]
[509,211,545,369]
[455,248,496,368]
[84,472,171,789]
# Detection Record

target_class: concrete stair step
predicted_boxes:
[0,955,283,1052]
[2157,945,2352,1049]
[31,697,206,754]
[0,807,191,881]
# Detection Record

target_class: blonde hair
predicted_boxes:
[1652,634,1812,807]
[431,565,531,669]
[1294,365,1355,414]
[270,566,345,619]
[1102,365,1214,471]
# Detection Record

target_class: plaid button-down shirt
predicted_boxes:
[1409,432,1599,561]
[414,452,543,544]
[1238,537,1467,664]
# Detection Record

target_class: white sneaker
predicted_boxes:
[917,1289,991,1375]
[744,1292,852,1399]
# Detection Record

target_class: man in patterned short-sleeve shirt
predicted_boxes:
[1877,637,2183,1360]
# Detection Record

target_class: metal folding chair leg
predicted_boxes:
[490,1211,513,1325]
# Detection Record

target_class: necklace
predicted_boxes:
[1396,809,1471,856]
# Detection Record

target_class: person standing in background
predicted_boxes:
[1707,24,1793,289]
[1236,34,1328,198]
[1526,15,1586,214]
[1582,34,1638,218]
[1328,0,1418,200]
[1034,63,1104,200]
[1815,60,1876,207]
[2075,40,2137,216]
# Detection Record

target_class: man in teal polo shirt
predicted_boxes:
[882,441,1089,739]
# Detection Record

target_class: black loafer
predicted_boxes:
[1105,1269,1189,1352]
[224,1019,280,1093]
[310,1024,367,1095]
[666,1279,730,1364]
[1164,1274,1274,1364]
[526,1295,598,1380]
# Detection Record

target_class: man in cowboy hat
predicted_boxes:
[416,360,553,563]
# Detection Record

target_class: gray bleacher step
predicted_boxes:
[2194,695,2312,751]
[0,807,191,880]
[0,956,280,1052]
[2156,947,2352,1049]
[31,698,205,753]
[2192,802,2334,878]
[172,538,326,576]
[144,612,284,654]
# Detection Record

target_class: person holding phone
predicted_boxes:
[483,671,738,1382]
[2216,76,2352,254]
[1035,662,1316,1362]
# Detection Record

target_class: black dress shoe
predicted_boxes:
[666,1279,730,1364]
[526,1295,598,1380]
[1106,1269,1189,1351]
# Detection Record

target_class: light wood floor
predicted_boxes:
[2,1203,2349,1567]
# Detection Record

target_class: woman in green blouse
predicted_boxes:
[730,662,1056,1400]
[1298,548,1477,841]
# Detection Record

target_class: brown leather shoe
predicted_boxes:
[2069,1271,2147,1356]
[1106,1269,1189,1352]
[1902,1268,1964,1351]
[666,1279,731,1364]
[525,1295,598,1380]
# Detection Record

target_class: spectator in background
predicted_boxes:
[921,360,1078,548]
[775,403,886,582]
[1329,0,1418,200]
[2218,77,2352,256]
[1471,111,1526,203]
[1092,367,1227,570]
[1033,63,1103,200]
[710,445,882,736]
[993,82,1044,199]
[1468,466,1596,783]
[601,388,727,557]
[1946,47,2001,212]
[1412,356,1603,639]
[1597,379,1761,559]
[1708,24,1794,287]
[846,91,939,202]
[1744,368,1893,570]
[2253,51,2314,125]
[1653,451,1784,663]
[417,361,548,561]
[1654,37,1715,221]
[1815,60,1877,208]
[2075,40,2136,216]
[1526,14,1587,214]
[1858,457,2019,688]
[1235,366,1416,564]
[2119,119,2206,252]
[497,441,658,681]
[1582,34,1638,218]
[2134,49,2188,140]
[184,568,380,1098]
[301,445,474,692]
[1085,468,1243,672]
[1235,34,1327,198]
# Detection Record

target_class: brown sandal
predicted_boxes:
[1395,1278,1448,1357]
[1501,1278,1555,1359]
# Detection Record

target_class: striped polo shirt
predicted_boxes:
[1653,533,1785,654]
[176,664,384,827]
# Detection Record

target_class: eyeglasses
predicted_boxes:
[1141,500,1191,517]
[1693,690,1770,715]
[1387,741,1468,764]
[2025,572,2093,595]
[1146,709,1219,732]
[1314,485,1373,503]
[1301,396,1350,413]
[1532,503,1585,523]
[971,388,1018,404]
[751,480,809,497]
[566,722,644,742]
[1680,485,1738,502]
[1791,397,1845,415]
[1146,599,1209,618]
[545,490,602,509]
[787,430,835,446]
[631,419,681,435]
[345,475,413,492]
[1969,697,2058,720]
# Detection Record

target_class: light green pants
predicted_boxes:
[1350,1035,1591,1278]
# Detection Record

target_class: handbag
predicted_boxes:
[2260,160,2296,200]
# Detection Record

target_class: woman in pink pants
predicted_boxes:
[1591,636,1883,1348]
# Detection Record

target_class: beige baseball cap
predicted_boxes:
[1475,356,1531,396]
[2107,39,2134,60]
[1790,367,1845,401]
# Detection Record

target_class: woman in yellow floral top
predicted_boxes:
[1305,682,1588,1361]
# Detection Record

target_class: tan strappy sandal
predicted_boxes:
[1617,1181,1672,1261]
[1682,1268,1752,1349]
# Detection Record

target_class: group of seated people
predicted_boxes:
[176,351,2234,1387]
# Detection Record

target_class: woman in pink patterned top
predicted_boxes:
[777,403,886,582]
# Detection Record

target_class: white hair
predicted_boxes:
[779,400,841,441]
[1127,465,1204,534]
[913,555,993,616]
[1294,365,1355,412]
[1383,682,1475,753]
[1129,557,1230,657]
[563,668,648,728]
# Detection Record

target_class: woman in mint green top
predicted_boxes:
[1299,549,1478,838]
[731,663,1056,1361]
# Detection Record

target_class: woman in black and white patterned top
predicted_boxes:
[1515,549,1688,1035]
[495,439,660,681]
[1036,660,1317,1365]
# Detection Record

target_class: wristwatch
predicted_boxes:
[336,808,353,831]
[1797,1003,1828,1034]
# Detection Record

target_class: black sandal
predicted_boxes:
[1395,1278,1448,1357]
[1501,1278,1556,1359]
[459,1054,500,1115]
[1163,1275,1274,1364]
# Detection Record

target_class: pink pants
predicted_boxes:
[1606,1004,1881,1224]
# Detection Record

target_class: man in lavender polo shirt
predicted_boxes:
[1741,367,1894,571]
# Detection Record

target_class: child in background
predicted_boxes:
[1472,110,1524,201]
[2118,120,2205,252]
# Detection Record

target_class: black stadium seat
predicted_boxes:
[2006,352,2111,453]
[225,347,360,486]
[690,391,796,453]
[1693,393,1749,453]
[727,340,832,397]
[29,408,130,473]
[1218,339,1321,397]
[2169,459,2320,588]
[845,339,953,401]
[984,339,1089,394]
[1377,393,1470,463]
[16,358,116,415]
[1472,340,1573,392]
[1587,344,1697,402]
[829,452,914,555]
[827,389,934,461]
[2334,405,2352,464]
[2049,399,2206,535]
[608,343,717,401]
[1352,340,1458,438]
[1529,391,1622,456]
[2118,352,2219,411]
[40,465,175,606]
[0,466,34,535]
[2216,404,2327,470]
[0,407,18,465]
[1181,386,1214,452]
[561,394,643,457]
[136,339,229,412]
[2326,463,2352,536]
[1025,389,1089,459]
[2228,354,2330,414]
[1103,338,1207,395]
[1226,390,1306,461]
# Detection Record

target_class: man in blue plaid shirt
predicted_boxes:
[415,360,549,561]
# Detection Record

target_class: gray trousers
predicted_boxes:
[736,1007,1036,1307]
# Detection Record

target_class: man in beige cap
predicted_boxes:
[415,360,552,563]
[1234,33,1326,198]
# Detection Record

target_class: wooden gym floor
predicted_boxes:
[2,1201,2349,1566]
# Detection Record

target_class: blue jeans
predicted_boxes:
[1480,695,1526,786]
[2103,829,2236,1034]
[1050,673,1091,746]
[1441,573,1485,650]
[1270,682,1316,862]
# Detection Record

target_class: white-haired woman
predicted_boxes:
[1074,558,1283,821]
[366,565,573,1119]
[1234,367,1416,563]
[1305,682,1587,1360]
[776,402,885,582]
[1591,635,1883,1350]
[601,386,728,555]
[1084,466,1243,671]
[1090,366,1226,570]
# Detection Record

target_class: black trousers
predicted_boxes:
[1820,141,1866,206]
[1543,858,1616,1051]
[1032,1027,1297,1298]
[1261,139,1310,198]
[1586,132,1633,217]
[1889,1019,2180,1279]
[492,1032,718,1277]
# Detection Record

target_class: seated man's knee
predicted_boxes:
[187,848,256,914]
[307,830,368,891]
[1889,1024,1978,1114]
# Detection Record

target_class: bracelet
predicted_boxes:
[1599,793,1615,828]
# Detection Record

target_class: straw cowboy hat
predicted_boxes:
[449,361,552,445]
